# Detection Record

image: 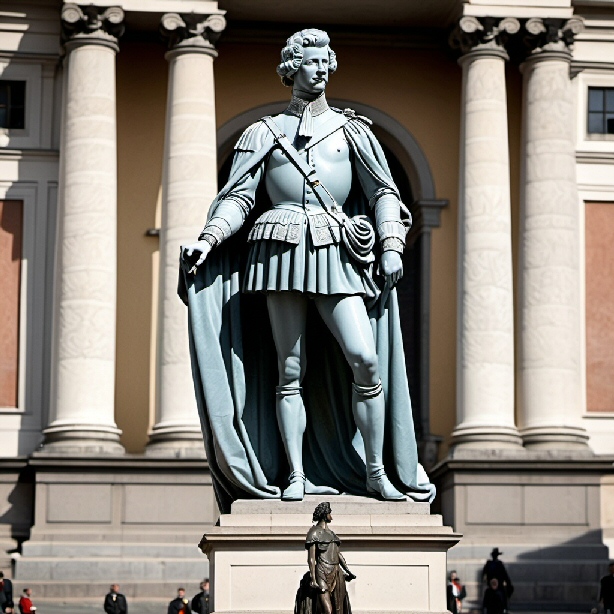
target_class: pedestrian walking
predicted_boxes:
[191,579,210,614]
[0,571,14,614]
[103,584,127,614]
[482,548,513,611]
[600,561,614,614]
[168,588,191,614]
[483,578,506,614]
[446,570,467,613]
[18,588,36,614]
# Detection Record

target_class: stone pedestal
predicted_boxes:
[200,496,461,614]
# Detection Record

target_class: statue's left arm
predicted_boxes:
[344,117,411,283]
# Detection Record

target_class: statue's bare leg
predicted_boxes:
[315,294,406,501]
[267,292,308,501]
[319,590,333,614]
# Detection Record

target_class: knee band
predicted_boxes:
[352,380,383,399]
[276,385,302,397]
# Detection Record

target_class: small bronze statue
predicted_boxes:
[294,502,356,614]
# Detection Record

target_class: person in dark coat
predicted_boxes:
[0,572,14,614]
[446,582,458,614]
[446,570,467,613]
[168,588,191,614]
[482,548,513,610]
[483,578,506,614]
[191,579,210,614]
[600,562,614,614]
[104,584,127,614]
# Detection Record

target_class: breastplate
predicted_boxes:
[264,123,353,210]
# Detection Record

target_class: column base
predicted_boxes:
[145,425,206,458]
[39,424,124,455]
[450,424,523,450]
[521,425,591,450]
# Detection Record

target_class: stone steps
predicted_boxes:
[15,555,209,583]
[446,548,607,612]
[7,581,204,601]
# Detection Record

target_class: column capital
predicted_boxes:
[61,3,124,51]
[522,17,584,61]
[450,16,520,59]
[161,12,227,58]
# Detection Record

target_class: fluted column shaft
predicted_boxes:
[147,13,225,456]
[518,18,589,449]
[43,5,125,453]
[451,17,522,449]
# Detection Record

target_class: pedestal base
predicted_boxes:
[200,496,461,614]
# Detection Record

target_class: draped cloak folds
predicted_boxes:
[178,111,435,513]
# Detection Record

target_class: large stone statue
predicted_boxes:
[294,502,355,614]
[180,28,435,512]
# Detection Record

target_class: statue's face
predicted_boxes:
[293,46,329,97]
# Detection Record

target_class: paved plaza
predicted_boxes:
[35,608,590,614]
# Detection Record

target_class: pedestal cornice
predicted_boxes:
[161,12,226,58]
[61,4,125,51]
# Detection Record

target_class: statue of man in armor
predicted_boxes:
[180,29,435,510]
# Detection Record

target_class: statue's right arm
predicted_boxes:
[307,544,321,591]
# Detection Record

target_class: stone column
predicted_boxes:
[450,17,523,450]
[518,18,590,449]
[42,4,125,453]
[146,12,226,456]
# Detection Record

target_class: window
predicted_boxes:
[588,87,614,135]
[0,80,26,130]
[0,200,23,408]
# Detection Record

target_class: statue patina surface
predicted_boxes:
[294,502,355,614]
[180,28,435,511]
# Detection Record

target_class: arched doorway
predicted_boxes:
[216,101,447,468]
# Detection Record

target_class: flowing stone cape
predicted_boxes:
[179,112,434,513]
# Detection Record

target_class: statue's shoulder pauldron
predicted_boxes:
[338,107,373,127]
[305,526,322,544]
[305,526,340,548]
[234,119,271,153]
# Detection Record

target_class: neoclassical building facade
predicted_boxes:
[0,0,613,609]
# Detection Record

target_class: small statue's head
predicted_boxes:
[312,501,332,523]
[277,29,337,89]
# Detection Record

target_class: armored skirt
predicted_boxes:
[242,207,378,300]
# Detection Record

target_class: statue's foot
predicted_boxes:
[282,470,306,501]
[366,468,406,501]
[406,486,436,503]
[305,479,339,495]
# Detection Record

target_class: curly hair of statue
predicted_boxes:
[276,28,338,86]
[312,501,332,523]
